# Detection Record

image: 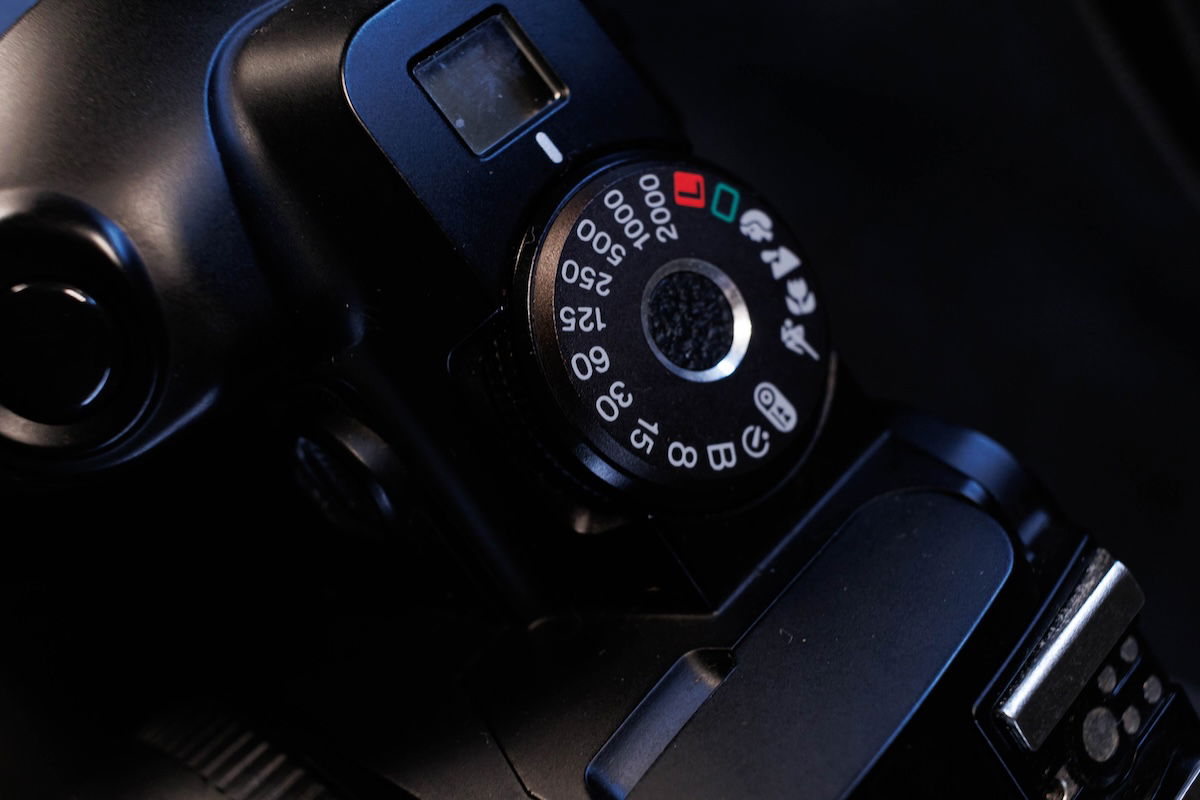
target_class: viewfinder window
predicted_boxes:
[413,13,567,156]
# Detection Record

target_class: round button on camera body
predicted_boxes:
[0,192,159,459]
[520,159,833,506]
[0,282,116,425]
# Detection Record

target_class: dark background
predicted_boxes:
[589,0,1200,698]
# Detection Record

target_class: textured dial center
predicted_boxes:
[640,257,751,383]
[645,270,734,372]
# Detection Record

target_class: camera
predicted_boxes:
[1,0,1198,798]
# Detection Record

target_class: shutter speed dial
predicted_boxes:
[523,159,832,504]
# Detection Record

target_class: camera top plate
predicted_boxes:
[343,0,684,297]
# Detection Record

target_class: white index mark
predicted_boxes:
[535,131,563,164]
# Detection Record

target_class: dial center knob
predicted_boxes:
[642,258,751,383]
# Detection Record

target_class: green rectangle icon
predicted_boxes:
[710,182,740,223]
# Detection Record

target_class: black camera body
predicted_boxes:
[1,1,1197,798]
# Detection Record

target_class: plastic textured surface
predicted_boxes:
[0,0,276,470]
[630,492,1014,800]
[0,0,38,40]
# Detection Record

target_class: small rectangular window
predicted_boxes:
[413,12,567,156]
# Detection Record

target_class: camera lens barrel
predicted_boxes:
[521,159,833,505]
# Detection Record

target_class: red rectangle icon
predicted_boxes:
[673,171,707,208]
